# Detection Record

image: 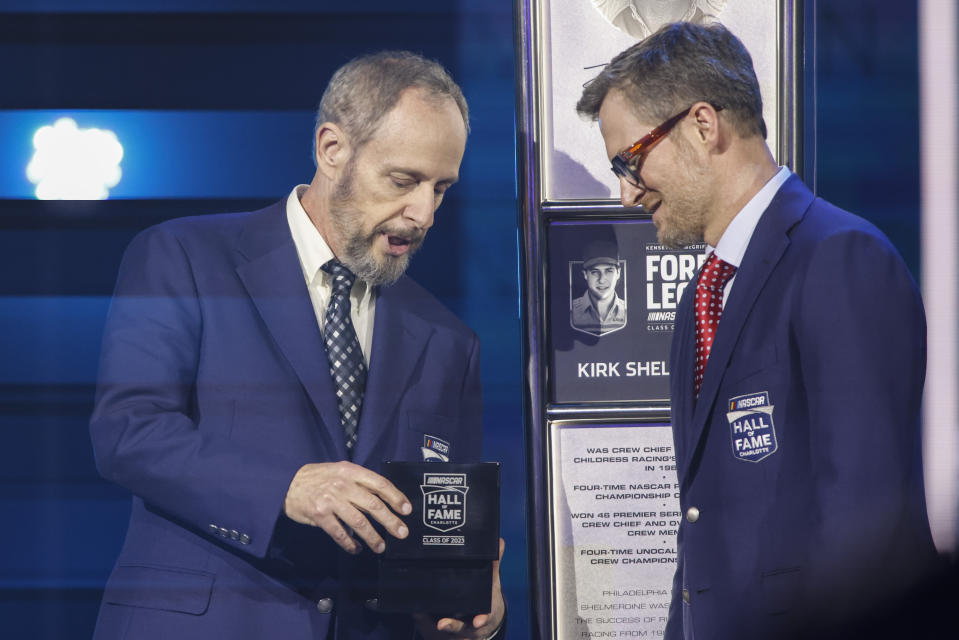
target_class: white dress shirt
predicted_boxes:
[286,185,376,364]
[708,166,792,307]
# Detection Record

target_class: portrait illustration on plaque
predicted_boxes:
[589,0,728,40]
[570,236,628,337]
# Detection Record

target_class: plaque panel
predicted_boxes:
[535,0,782,203]
[548,219,704,404]
[550,423,680,639]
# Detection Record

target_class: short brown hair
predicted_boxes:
[577,22,766,140]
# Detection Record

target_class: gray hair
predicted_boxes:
[576,22,766,140]
[314,50,469,163]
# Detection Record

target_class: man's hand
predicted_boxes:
[284,461,411,554]
[414,538,507,639]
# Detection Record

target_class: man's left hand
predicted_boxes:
[414,538,506,639]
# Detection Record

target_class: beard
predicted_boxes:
[648,139,711,249]
[328,159,426,287]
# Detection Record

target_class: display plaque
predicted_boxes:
[548,219,704,404]
[551,423,679,639]
[532,0,784,203]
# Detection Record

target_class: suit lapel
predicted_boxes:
[234,202,348,460]
[351,278,433,466]
[670,276,697,475]
[684,176,814,477]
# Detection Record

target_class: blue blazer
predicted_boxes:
[665,176,937,639]
[90,201,482,639]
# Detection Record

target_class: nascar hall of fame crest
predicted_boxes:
[421,434,451,462]
[727,391,778,462]
[421,473,469,541]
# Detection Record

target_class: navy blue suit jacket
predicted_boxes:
[665,176,937,639]
[90,201,483,639]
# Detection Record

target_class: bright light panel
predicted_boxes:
[26,117,124,200]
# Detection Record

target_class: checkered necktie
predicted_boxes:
[321,259,367,453]
[694,253,737,396]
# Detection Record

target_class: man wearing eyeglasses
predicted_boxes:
[577,22,937,640]
[90,51,504,640]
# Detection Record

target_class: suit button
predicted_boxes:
[682,589,690,604]
[316,598,334,614]
[686,507,700,523]
[364,598,379,611]
[208,524,218,534]
[218,526,229,537]
[229,529,240,541]
[239,533,251,545]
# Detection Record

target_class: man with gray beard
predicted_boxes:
[90,51,504,640]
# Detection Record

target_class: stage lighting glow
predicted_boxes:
[26,117,124,200]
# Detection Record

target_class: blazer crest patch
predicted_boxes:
[727,391,778,463]
[421,434,451,462]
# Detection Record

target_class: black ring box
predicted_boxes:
[378,462,500,617]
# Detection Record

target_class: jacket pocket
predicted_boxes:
[103,564,215,615]
[726,344,779,387]
[405,411,454,460]
[406,411,453,435]
[761,566,801,616]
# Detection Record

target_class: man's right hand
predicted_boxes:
[284,461,412,554]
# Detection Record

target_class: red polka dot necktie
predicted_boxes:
[694,253,737,396]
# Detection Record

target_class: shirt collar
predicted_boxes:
[286,185,335,287]
[285,185,374,302]
[709,166,792,266]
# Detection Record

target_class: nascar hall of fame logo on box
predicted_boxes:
[421,473,468,546]
[726,391,778,463]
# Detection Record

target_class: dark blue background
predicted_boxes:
[0,1,922,638]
